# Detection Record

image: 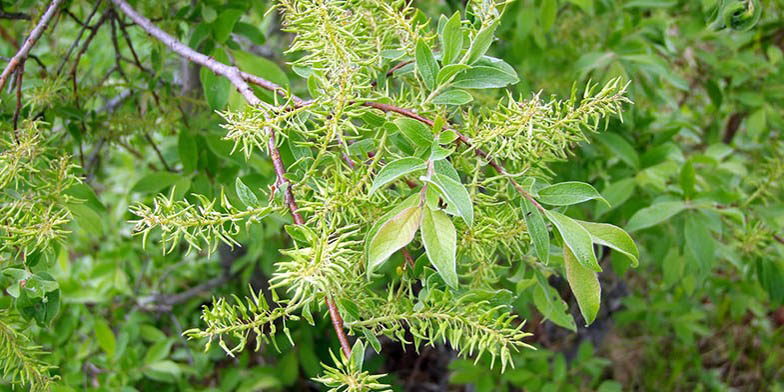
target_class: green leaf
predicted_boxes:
[95,317,116,359]
[597,133,638,168]
[212,9,243,43]
[235,177,260,208]
[432,89,473,105]
[563,245,601,326]
[436,64,470,85]
[452,65,518,89]
[467,22,498,64]
[200,49,231,110]
[415,39,438,90]
[394,118,434,147]
[684,213,714,271]
[366,200,422,278]
[545,210,600,271]
[143,360,181,382]
[178,131,198,173]
[533,279,576,331]
[626,201,687,232]
[369,157,427,195]
[131,172,183,194]
[350,340,365,369]
[421,206,458,288]
[539,0,558,31]
[522,198,549,264]
[232,50,289,90]
[424,173,473,226]
[233,22,265,45]
[680,160,696,197]
[578,221,639,267]
[595,178,635,217]
[441,12,463,65]
[537,182,608,206]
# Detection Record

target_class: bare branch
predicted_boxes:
[0,0,64,91]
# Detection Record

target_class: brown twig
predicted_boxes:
[11,61,24,144]
[142,132,173,172]
[401,247,416,270]
[0,0,64,91]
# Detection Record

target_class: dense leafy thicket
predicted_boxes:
[0,0,782,391]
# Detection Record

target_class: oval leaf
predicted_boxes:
[369,157,427,195]
[537,182,608,206]
[564,245,601,326]
[421,206,458,288]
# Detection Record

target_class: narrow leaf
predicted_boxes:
[421,206,458,288]
[467,22,498,64]
[533,282,576,331]
[522,198,550,264]
[452,66,518,89]
[441,12,463,65]
[366,202,423,278]
[415,39,438,90]
[425,173,473,226]
[432,89,473,105]
[369,157,427,195]
[564,245,601,326]
[545,210,600,271]
[537,181,608,206]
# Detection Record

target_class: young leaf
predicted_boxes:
[467,21,498,64]
[235,177,259,208]
[368,157,427,195]
[415,39,438,90]
[432,89,473,105]
[394,118,434,147]
[563,245,601,326]
[578,221,639,267]
[626,201,687,232]
[441,12,463,65]
[424,173,473,226]
[366,201,423,278]
[522,198,549,264]
[421,206,458,288]
[537,182,608,206]
[349,340,365,370]
[545,210,600,271]
[452,66,518,89]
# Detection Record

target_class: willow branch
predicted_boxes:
[0,0,64,91]
[110,0,347,358]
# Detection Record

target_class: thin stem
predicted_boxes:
[326,296,352,358]
[12,61,24,144]
[0,0,64,91]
